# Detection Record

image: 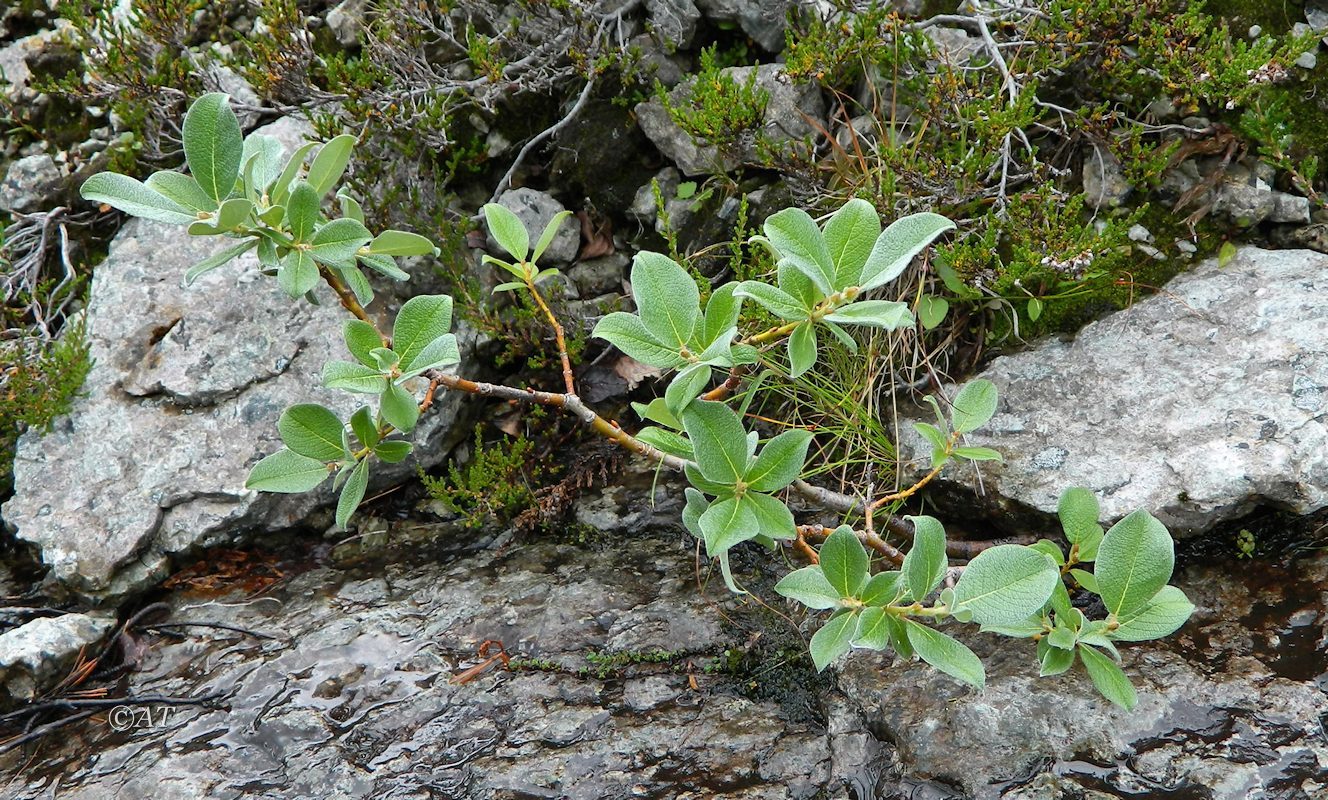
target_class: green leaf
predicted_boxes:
[685,463,733,495]
[1096,509,1175,618]
[80,173,198,224]
[245,448,330,493]
[215,198,253,230]
[323,361,387,394]
[278,404,346,461]
[635,426,694,459]
[1109,585,1194,642]
[531,210,572,263]
[335,458,370,529]
[852,606,893,649]
[241,132,284,193]
[338,190,364,223]
[904,620,985,688]
[859,212,955,292]
[775,566,841,610]
[682,487,708,538]
[350,406,379,448]
[819,525,869,598]
[917,294,949,330]
[733,281,808,320]
[1078,644,1137,710]
[370,229,437,257]
[482,202,529,261]
[344,320,383,367]
[981,619,1045,638]
[680,400,748,485]
[665,362,711,416]
[1070,568,1099,593]
[145,171,216,213]
[591,312,686,368]
[952,544,1059,625]
[810,611,859,671]
[823,198,881,290]
[788,322,817,378]
[270,141,318,206]
[1029,539,1065,566]
[777,258,823,308]
[278,250,319,298]
[744,491,796,540]
[392,294,453,369]
[307,134,357,197]
[913,422,948,450]
[763,207,835,295]
[953,446,1002,462]
[310,218,372,263]
[1039,643,1075,676]
[698,495,758,556]
[1047,624,1076,651]
[700,282,743,347]
[285,181,319,242]
[373,440,413,463]
[1027,296,1044,322]
[1057,487,1103,546]
[401,333,460,376]
[902,515,947,601]
[824,300,913,329]
[184,239,256,284]
[632,252,700,349]
[821,320,858,354]
[744,428,813,492]
[182,93,243,204]
[1218,240,1237,268]
[950,379,998,434]
[633,397,681,429]
[859,571,901,606]
[380,382,420,432]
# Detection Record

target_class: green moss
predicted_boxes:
[1201,0,1306,36]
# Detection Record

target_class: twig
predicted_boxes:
[487,76,597,205]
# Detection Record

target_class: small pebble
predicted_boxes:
[1128,224,1153,243]
[1296,51,1317,70]
[1248,25,1262,38]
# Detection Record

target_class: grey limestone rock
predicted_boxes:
[0,613,114,703]
[902,246,1328,535]
[0,153,63,213]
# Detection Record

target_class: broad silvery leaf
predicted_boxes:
[1108,585,1194,642]
[482,202,529,261]
[632,252,700,349]
[344,319,383,367]
[700,282,743,347]
[665,362,710,416]
[823,198,881,290]
[744,428,813,492]
[360,253,410,281]
[682,487,708,539]
[744,491,796,540]
[381,382,420,432]
[902,515,947,601]
[392,294,453,369]
[80,173,198,225]
[278,250,318,298]
[270,141,319,206]
[1096,509,1174,618]
[278,403,345,461]
[698,495,759,556]
[775,566,841,610]
[734,281,807,320]
[145,171,216,213]
[1058,487,1103,546]
[763,207,835,295]
[307,134,357,197]
[952,446,1002,462]
[335,458,370,529]
[681,401,749,485]
[245,448,330,493]
[323,361,387,394]
[286,181,319,242]
[852,606,893,649]
[950,379,998,433]
[951,544,1059,625]
[635,426,694,459]
[859,571,901,606]
[917,294,949,329]
[1078,644,1137,710]
[182,93,243,204]
[859,212,955,291]
[374,440,413,463]
[788,322,817,378]
[905,619,985,688]
[401,333,460,376]
[350,406,379,448]
[310,218,372,263]
[819,525,868,598]
[241,132,285,193]
[823,300,913,329]
[369,229,437,256]
[1039,644,1075,676]
[810,610,858,671]
[184,239,256,285]
[531,210,572,263]
[591,312,687,368]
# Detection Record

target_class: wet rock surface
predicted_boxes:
[3,518,1324,799]
[0,119,474,603]
[904,247,1328,535]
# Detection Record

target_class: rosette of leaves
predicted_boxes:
[247,294,460,528]
[738,199,955,377]
[79,93,438,301]
[479,202,573,293]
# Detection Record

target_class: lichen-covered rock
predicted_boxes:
[0,613,114,703]
[1082,144,1132,210]
[485,187,580,266]
[0,153,64,213]
[1,117,473,602]
[635,64,824,176]
[646,0,702,48]
[903,247,1328,535]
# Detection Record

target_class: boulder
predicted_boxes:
[0,153,64,213]
[485,187,580,266]
[1,117,473,602]
[902,247,1328,536]
[635,63,824,176]
[0,613,114,703]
